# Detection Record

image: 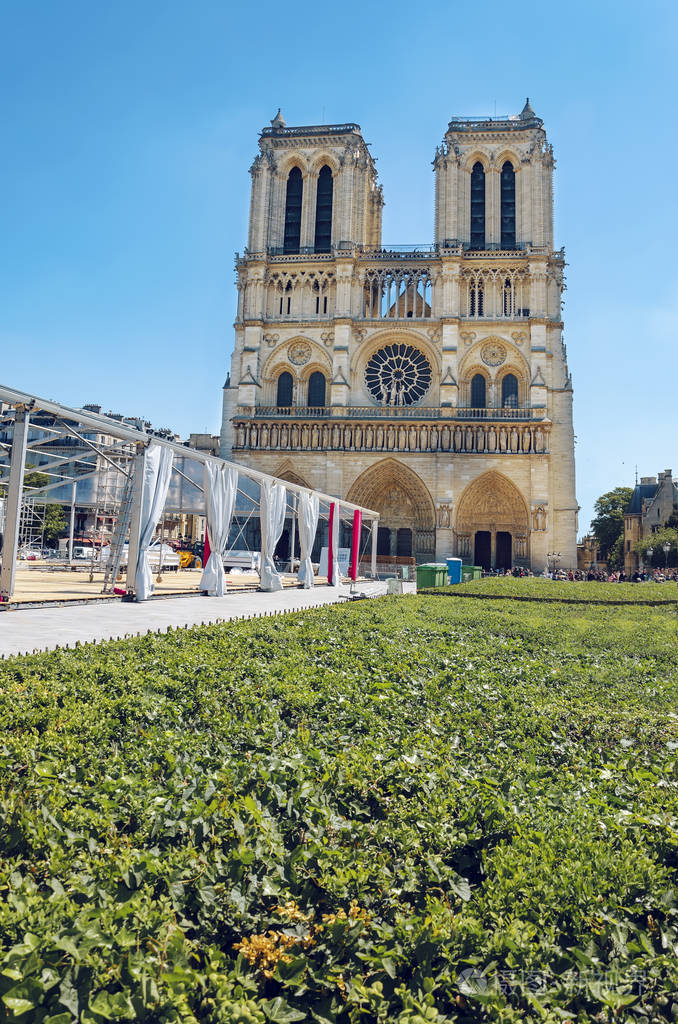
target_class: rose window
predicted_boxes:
[365,344,432,406]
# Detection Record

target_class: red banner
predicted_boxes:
[328,502,336,584]
[350,509,361,581]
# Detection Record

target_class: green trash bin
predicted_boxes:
[469,565,483,580]
[416,563,448,589]
[433,563,448,586]
[462,564,483,582]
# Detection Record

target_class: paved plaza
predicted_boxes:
[0,580,415,658]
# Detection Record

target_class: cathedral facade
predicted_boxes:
[220,102,578,571]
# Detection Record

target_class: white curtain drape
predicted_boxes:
[297,492,319,588]
[199,462,238,596]
[135,444,174,602]
[260,480,287,592]
[329,501,341,587]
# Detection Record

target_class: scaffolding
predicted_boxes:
[0,385,380,604]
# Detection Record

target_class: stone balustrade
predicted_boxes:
[247,405,541,421]
[233,417,550,455]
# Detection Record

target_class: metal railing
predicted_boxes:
[261,123,361,138]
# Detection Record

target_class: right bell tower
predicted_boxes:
[434,98,554,250]
[431,99,578,567]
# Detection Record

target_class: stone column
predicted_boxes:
[301,172,316,250]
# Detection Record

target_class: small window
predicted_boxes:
[307,371,326,407]
[471,374,486,408]
[502,373,519,408]
[323,296,327,314]
[276,371,293,407]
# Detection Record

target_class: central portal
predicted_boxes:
[347,459,436,562]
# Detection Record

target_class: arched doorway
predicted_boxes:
[474,531,491,570]
[347,459,436,561]
[496,531,512,570]
[455,471,529,570]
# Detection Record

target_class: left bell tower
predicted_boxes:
[220,111,383,457]
[246,109,382,256]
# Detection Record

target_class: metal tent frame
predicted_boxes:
[0,385,379,603]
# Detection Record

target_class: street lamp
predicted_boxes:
[663,541,671,569]
[646,546,654,578]
[546,551,561,575]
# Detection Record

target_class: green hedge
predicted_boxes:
[1,593,678,1022]
[421,576,678,605]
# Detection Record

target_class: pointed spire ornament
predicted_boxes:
[520,97,536,120]
[270,108,286,129]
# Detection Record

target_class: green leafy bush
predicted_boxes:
[1,590,678,1021]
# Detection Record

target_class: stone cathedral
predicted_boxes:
[220,101,578,571]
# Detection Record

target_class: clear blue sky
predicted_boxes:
[2,0,676,532]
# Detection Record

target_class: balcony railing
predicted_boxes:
[246,405,543,422]
[453,407,538,420]
[239,242,563,263]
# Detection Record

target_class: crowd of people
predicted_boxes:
[483,566,678,583]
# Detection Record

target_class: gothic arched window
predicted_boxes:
[503,277,513,316]
[470,162,486,249]
[470,282,484,316]
[307,371,326,407]
[276,371,293,407]
[283,167,303,254]
[501,373,519,408]
[314,165,333,253]
[500,161,516,249]
[471,373,486,408]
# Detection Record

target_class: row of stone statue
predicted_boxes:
[234,419,549,455]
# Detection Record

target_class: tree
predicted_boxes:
[23,469,49,489]
[43,505,67,546]
[607,534,624,571]
[591,487,633,562]
[635,527,678,567]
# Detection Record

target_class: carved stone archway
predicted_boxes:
[346,459,436,559]
[454,470,529,569]
[274,460,311,489]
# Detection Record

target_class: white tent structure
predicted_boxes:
[0,385,379,604]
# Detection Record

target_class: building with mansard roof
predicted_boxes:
[220,101,578,571]
[623,469,677,575]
